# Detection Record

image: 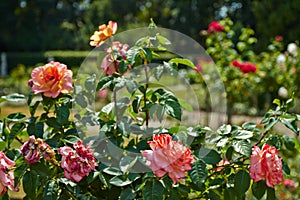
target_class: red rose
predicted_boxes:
[208,21,224,34]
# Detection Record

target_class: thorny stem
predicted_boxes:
[255,130,268,146]
[144,60,149,128]
[113,88,119,123]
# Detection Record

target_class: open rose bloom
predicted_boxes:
[142,134,195,184]
[59,141,98,182]
[29,61,73,98]
[90,21,117,46]
[249,144,283,188]
[0,152,18,195]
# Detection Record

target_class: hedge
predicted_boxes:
[6,51,90,71]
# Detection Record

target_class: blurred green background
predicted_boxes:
[1,0,300,57]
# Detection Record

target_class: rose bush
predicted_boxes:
[0,19,299,200]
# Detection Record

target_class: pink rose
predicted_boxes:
[208,21,224,34]
[249,144,283,188]
[20,136,44,164]
[58,141,98,182]
[90,21,118,47]
[0,152,18,195]
[101,41,130,75]
[283,179,296,190]
[98,88,109,99]
[29,61,73,98]
[142,134,195,184]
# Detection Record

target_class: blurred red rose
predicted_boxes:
[208,21,224,34]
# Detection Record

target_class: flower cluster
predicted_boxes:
[101,41,130,75]
[28,61,73,98]
[59,141,98,182]
[142,134,195,184]
[90,20,117,46]
[249,144,283,188]
[0,152,18,195]
[231,60,257,73]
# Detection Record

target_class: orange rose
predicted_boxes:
[29,61,73,98]
[90,21,117,46]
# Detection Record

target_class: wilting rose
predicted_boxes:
[249,144,282,188]
[20,136,44,164]
[142,134,195,184]
[208,21,224,34]
[29,61,73,98]
[231,60,257,73]
[90,21,117,46]
[59,141,98,182]
[101,41,130,75]
[283,179,296,190]
[0,152,18,195]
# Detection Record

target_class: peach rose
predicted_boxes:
[142,134,195,184]
[249,144,282,188]
[90,21,117,47]
[29,61,73,98]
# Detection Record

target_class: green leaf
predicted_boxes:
[75,94,87,108]
[264,117,278,131]
[118,60,128,74]
[169,58,196,69]
[282,159,290,175]
[266,187,275,200]
[234,170,250,195]
[30,162,52,177]
[7,112,26,122]
[56,105,70,125]
[283,135,295,150]
[0,140,6,151]
[23,171,38,197]
[178,98,193,112]
[97,76,113,91]
[119,156,138,173]
[156,34,171,45]
[252,180,266,200]
[232,130,253,140]
[154,65,164,81]
[103,167,123,176]
[217,124,231,135]
[142,179,164,200]
[43,180,59,200]
[1,93,26,103]
[272,99,281,107]
[197,148,221,165]
[164,100,182,121]
[242,122,257,130]
[126,80,138,94]
[109,176,132,187]
[224,188,237,200]
[120,188,136,200]
[132,96,142,113]
[85,74,96,91]
[232,140,251,157]
[280,118,299,135]
[188,159,208,188]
